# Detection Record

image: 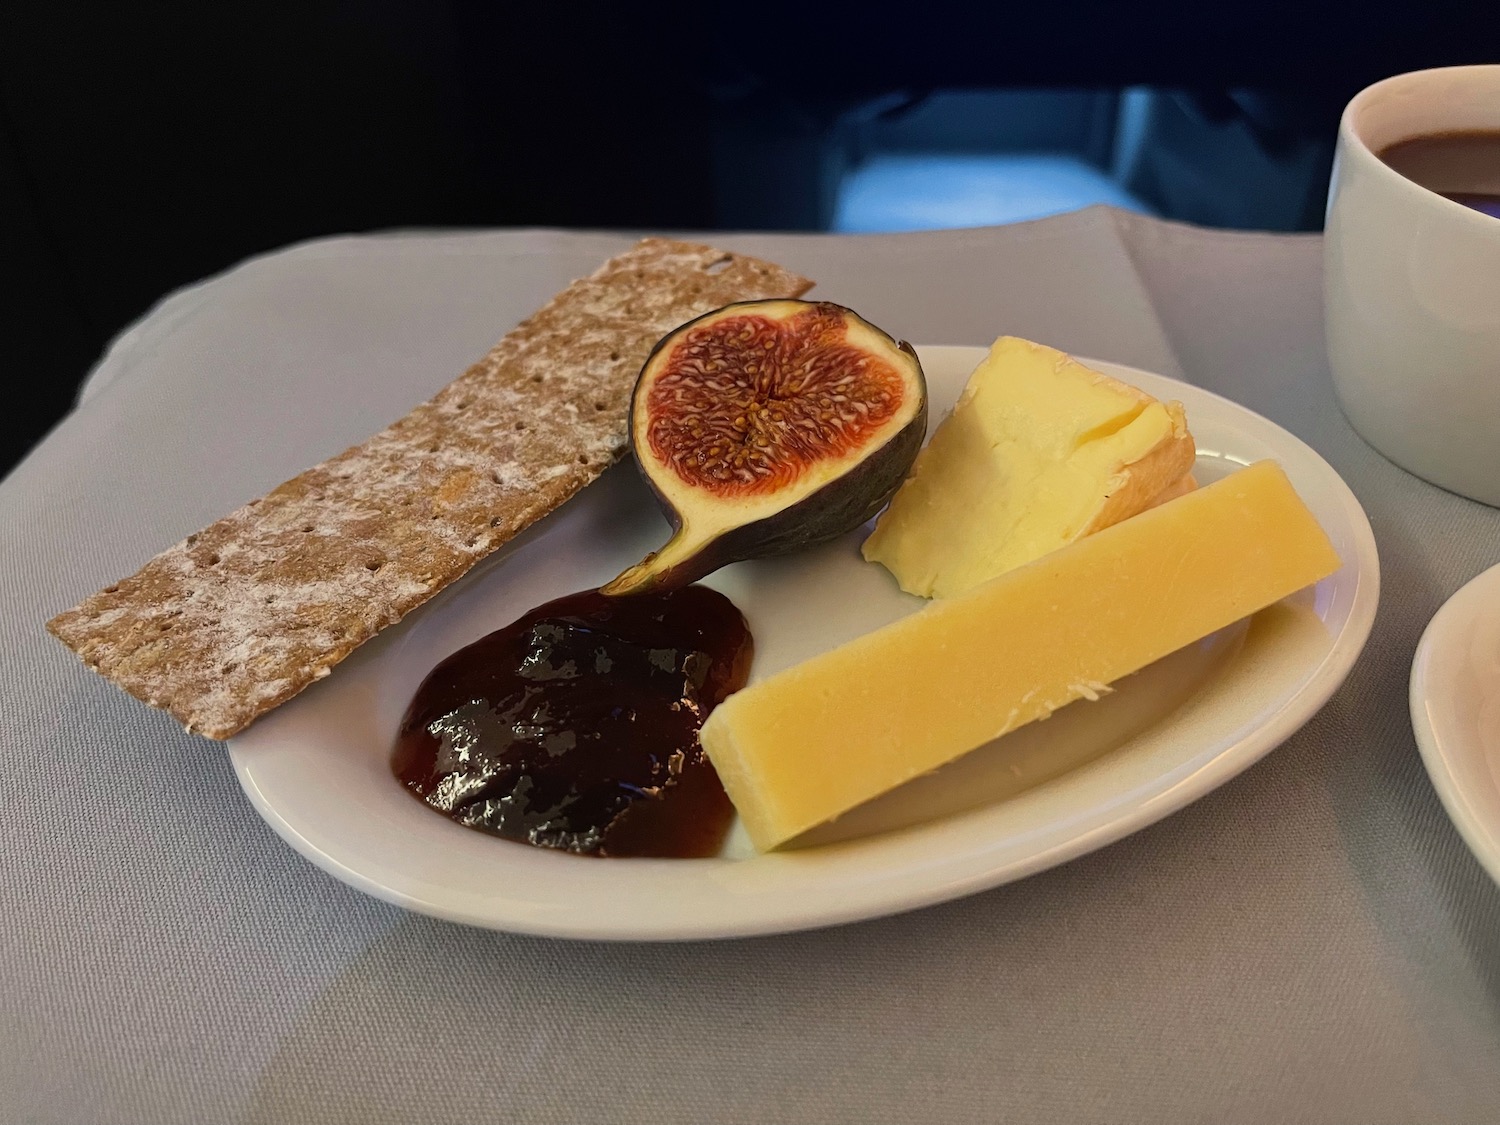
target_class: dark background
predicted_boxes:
[3,1,1497,477]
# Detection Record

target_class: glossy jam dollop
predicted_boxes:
[392,586,752,857]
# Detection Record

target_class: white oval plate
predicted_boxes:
[230,347,1379,940]
[1411,562,1500,887]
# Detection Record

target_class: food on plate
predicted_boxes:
[393,586,751,857]
[45,239,812,740]
[397,296,931,857]
[702,460,1341,852]
[601,300,928,595]
[862,336,1196,599]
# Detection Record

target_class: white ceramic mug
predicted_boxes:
[1324,65,1500,506]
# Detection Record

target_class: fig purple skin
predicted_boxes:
[603,300,929,596]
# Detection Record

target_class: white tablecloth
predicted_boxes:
[5,207,1500,1123]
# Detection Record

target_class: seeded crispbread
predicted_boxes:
[47,238,814,740]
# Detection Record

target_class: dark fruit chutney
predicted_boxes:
[393,586,751,857]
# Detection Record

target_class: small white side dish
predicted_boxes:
[1411,563,1500,887]
[230,347,1379,940]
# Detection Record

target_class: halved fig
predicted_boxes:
[602,299,928,596]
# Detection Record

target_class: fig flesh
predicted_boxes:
[603,299,928,596]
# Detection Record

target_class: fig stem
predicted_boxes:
[601,529,711,596]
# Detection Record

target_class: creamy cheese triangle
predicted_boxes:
[863,337,1196,598]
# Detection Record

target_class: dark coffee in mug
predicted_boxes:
[1377,130,1500,218]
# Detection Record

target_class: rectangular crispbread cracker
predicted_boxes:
[48,238,814,739]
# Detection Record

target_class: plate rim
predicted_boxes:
[230,346,1382,940]
[1410,561,1500,888]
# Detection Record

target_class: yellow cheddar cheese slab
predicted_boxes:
[862,336,1196,599]
[702,460,1341,851]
